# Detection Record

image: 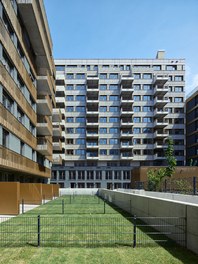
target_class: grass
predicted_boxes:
[0,195,198,264]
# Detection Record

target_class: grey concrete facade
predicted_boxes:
[52,51,185,188]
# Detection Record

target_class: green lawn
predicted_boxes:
[0,195,198,264]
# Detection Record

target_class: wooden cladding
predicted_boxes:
[0,145,51,178]
[0,104,37,149]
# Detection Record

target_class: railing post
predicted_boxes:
[133,215,137,248]
[22,199,24,214]
[37,215,40,247]
[62,199,64,214]
[104,200,106,214]
[193,177,196,195]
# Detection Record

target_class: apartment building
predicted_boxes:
[186,86,198,165]
[52,51,185,188]
[0,0,56,183]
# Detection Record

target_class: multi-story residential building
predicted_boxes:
[0,0,56,183]
[52,51,185,188]
[186,86,198,165]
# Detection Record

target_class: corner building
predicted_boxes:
[0,0,56,182]
[52,51,185,188]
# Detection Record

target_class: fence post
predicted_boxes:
[193,177,196,195]
[62,199,64,214]
[104,200,106,214]
[22,199,24,214]
[133,215,137,248]
[37,215,40,247]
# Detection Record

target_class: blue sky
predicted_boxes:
[44,0,198,95]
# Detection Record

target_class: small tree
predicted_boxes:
[147,137,176,191]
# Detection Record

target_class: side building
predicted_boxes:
[51,51,185,188]
[0,0,56,182]
[186,86,198,165]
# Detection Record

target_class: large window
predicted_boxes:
[133,106,140,112]
[76,73,85,79]
[143,73,152,79]
[109,73,118,79]
[76,95,85,101]
[76,117,85,123]
[76,106,86,112]
[100,85,107,90]
[76,138,85,145]
[66,95,73,101]
[66,106,74,112]
[143,106,153,112]
[99,128,107,134]
[76,84,85,90]
[66,73,74,79]
[110,95,119,101]
[133,117,141,123]
[109,127,119,134]
[100,149,107,155]
[109,117,119,122]
[134,95,140,101]
[66,117,74,123]
[100,117,107,123]
[100,95,107,101]
[109,149,119,155]
[75,149,86,155]
[133,128,141,134]
[143,95,152,101]
[99,138,107,145]
[76,128,86,134]
[100,106,107,112]
[109,138,119,144]
[100,73,107,79]
[109,106,119,112]
[174,97,183,103]
[109,85,119,90]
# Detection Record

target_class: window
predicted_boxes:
[102,65,109,68]
[133,138,141,144]
[143,128,152,133]
[143,95,152,101]
[66,106,73,112]
[66,85,73,90]
[134,73,141,79]
[166,65,176,71]
[174,76,183,81]
[109,85,118,90]
[120,65,124,70]
[76,128,85,134]
[133,106,140,112]
[174,97,183,103]
[109,117,119,122]
[100,106,107,112]
[66,95,73,101]
[96,171,102,179]
[76,117,85,123]
[105,171,112,180]
[76,138,85,145]
[109,128,119,133]
[109,73,118,79]
[100,149,107,155]
[76,106,86,112]
[174,86,183,92]
[110,95,119,101]
[66,73,74,79]
[109,106,119,112]
[100,73,107,79]
[143,138,153,144]
[134,95,140,101]
[143,117,152,123]
[76,95,85,101]
[67,117,74,123]
[143,84,152,90]
[2,129,9,147]
[99,128,107,134]
[75,149,86,155]
[76,73,85,79]
[153,65,161,70]
[109,149,119,155]
[143,73,152,79]
[133,84,141,90]
[56,65,65,71]
[67,128,74,133]
[109,138,119,144]
[94,65,98,70]
[2,91,14,113]
[143,106,153,112]
[100,85,107,90]
[17,107,24,124]
[76,84,85,90]
[99,138,107,145]
[100,117,107,123]
[126,65,130,70]
[133,128,141,134]
[100,95,107,101]
[133,117,141,123]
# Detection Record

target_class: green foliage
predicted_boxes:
[147,137,176,191]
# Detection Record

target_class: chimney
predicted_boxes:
[156,50,165,59]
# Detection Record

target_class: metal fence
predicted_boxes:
[0,215,185,247]
[135,176,198,195]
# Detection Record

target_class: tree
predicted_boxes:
[147,137,176,191]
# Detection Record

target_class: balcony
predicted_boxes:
[86,98,99,104]
[154,120,168,128]
[120,131,133,137]
[154,131,169,138]
[154,109,169,118]
[120,152,133,160]
[120,86,134,95]
[56,98,65,108]
[120,142,133,149]
[120,75,134,86]
[154,97,169,107]
[154,85,169,96]
[86,131,98,138]
[121,98,134,105]
[53,140,62,151]
[86,142,99,149]
[86,119,99,126]
[53,124,62,136]
[121,120,133,126]
[52,109,62,122]
[37,116,52,136]
[154,153,166,160]
[154,142,164,149]
[52,155,62,165]
[37,73,55,96]
[37,137,52,156]
[37,95,52,115]
[86,152,99,160]
[120,109,134,116]
[87,76,99,87]
[153,75,169,86]
[86,108,99,115]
